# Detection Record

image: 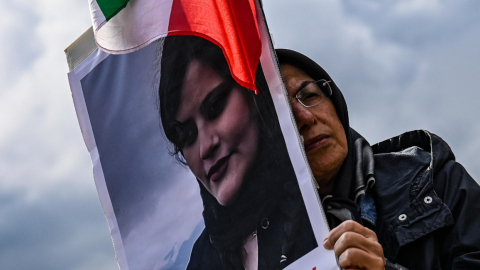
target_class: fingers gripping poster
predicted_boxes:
[66,1,337,269]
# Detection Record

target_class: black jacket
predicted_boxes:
[186,197,317,270]
[372,130,480,270]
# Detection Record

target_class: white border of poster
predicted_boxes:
[68,49,129,270]
[255,6,337,270]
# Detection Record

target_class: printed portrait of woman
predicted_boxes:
[158,35,317,270]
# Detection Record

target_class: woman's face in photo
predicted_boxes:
[175,60,259,206]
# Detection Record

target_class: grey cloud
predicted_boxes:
[0,188,117,270]
[0,0,119,269]
[0,0,43,90]
[341,1,480,49]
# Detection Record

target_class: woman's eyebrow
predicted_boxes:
[296,80,314,93]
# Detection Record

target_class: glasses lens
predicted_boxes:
[297,80,330,107]
[316,79,332,96]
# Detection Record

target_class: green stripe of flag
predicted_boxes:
[96,0,130,21]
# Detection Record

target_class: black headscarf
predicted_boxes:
[276,49,375,228]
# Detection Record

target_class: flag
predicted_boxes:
[88,0,261,91]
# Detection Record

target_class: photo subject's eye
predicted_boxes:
[206,89,230,120]
[175,120,198,148]
[184,123,198,147]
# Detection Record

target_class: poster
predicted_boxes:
[66,2,337,269]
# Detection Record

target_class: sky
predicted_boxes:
[1,0,479,269]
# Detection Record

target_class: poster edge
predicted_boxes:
[255,0,339,269]
[67,51,131,270]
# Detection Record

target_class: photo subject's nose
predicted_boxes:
[200,131,220,160]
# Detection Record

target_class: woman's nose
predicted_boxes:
[292,102,316,132]
[199,128,220,160]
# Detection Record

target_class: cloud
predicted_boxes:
[0,187,116,270]
[341,1,480,49]
[0,0,119,269]
[0,0,42,90]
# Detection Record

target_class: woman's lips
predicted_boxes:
[304,135,329,152]
[207,155,231,182]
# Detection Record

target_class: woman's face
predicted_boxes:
[175,60,259,206]
[281,64,348,194]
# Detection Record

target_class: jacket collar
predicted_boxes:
[371,130,455,260]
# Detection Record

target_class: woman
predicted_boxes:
[276,48,480,270]
[159,36,316,270]
[277,49,386,269]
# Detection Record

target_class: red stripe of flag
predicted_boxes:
[168,0,261,92]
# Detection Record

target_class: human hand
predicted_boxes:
[323,220,385,270]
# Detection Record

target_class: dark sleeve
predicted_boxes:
[434,160,480,269]
[385,259,409,270]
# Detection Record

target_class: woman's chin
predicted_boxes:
[213,166,245,206]
[216,193,235,206]
[215,186,241,207]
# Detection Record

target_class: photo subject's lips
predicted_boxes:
[304,134,329,152]
[207,154,231,182]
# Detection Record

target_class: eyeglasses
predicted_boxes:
[291,79,332,108]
